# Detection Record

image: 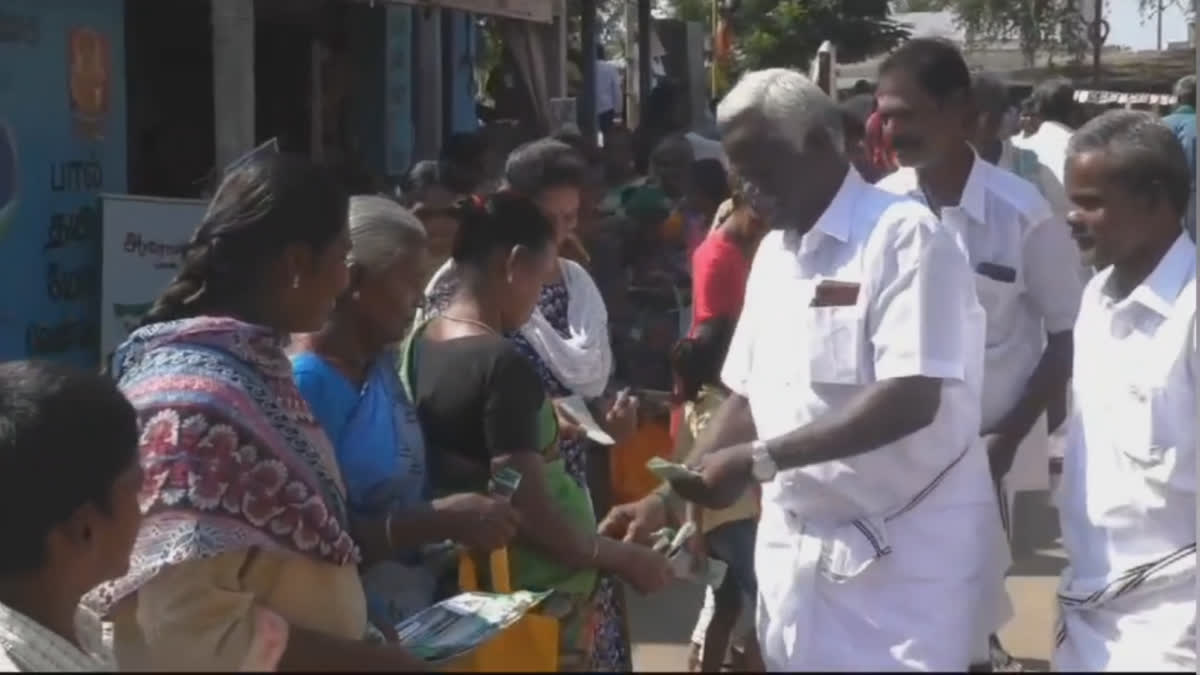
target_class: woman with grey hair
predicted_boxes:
[291,196,520,631]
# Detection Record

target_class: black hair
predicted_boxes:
[644,79,685,131]
[690,158,730,205]
[0,360,138,575]
[839,93,875,138]
[971,72,1010,120]
[441,131,488,165]
[670,317,735,402]
[878,37,971,105]
[450,191,556,266]
[551,129,601,166]
[504,137,588,197]
[140,153,349,328]
[400,160,452,206]
[1030,78,1076,125]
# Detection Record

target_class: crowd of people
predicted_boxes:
[0,36,1194,673]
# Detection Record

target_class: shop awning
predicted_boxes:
[363,0,554,23]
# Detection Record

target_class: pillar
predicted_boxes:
[212,0,256,171]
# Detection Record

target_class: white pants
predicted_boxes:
[754,496,997,670]
[1055,577,1197,671]
[971,418,1052,662]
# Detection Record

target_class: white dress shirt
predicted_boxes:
[1012,120,1073,185]
[1055,233,1196,671]
[878,154,1083,436]
[0,604,113,672]
[725,167,994,670]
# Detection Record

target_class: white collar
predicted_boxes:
[1105,234,1196,318]
[0,602,112,672]
[804,166,864,244]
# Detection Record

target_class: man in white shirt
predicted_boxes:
[874,40,1085,672]
[602,67,994,671]
[1055,109,1196,672]
[594,46,621,136]
[1012,78,1076,185]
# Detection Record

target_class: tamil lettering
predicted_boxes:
[45,261,98,303]
[44,200,100,250]
[49,156,103,192]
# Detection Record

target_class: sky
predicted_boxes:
[1106,0,1192,49]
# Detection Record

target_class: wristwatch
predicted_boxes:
[750,440,778,483]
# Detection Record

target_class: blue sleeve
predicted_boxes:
[292,353,356,450]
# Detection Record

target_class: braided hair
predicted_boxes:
[139,153,348,328]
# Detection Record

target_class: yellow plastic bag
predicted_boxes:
[439,549,560,672]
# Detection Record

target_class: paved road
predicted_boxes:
[629,487,1068,671]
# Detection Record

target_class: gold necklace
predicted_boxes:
[440,313,501,336]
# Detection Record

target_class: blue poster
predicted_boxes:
[0,0,127,366]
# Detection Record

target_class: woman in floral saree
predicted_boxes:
[85,154,423,671]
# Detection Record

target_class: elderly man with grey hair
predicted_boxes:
[600,67,993,671]
[1056,109,1196,672]
[1162,75,1196,239]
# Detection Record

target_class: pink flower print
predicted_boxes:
[139,409,180,459]
[292,494,328,551]
[266,481,311,544]
[238,459,289,526]
[187,424,240,510]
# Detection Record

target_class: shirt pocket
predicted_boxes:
[807,306,864,385]
[974,269,1020,349]
[1112,382,1171,468]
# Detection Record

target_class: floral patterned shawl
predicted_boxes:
[85,317,359,616]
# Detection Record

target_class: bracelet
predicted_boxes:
[384,510,396,553]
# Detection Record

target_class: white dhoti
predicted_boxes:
[1054,544,1197,672]
[971,416,1051,663]
[755,445,997,671]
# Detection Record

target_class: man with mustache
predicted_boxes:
[1056,110,1196,672]
[601,67,993,671]
[873,39,1085,672]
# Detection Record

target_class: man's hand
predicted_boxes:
[598,494,670,545]
[671,443,755,510]
[984,432,1021,486]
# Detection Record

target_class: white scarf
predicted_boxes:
[423,258,613,399]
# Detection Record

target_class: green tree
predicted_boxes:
[916,0,1085,67]
[666,0,908,72]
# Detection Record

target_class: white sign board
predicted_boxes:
[100,194,207,361]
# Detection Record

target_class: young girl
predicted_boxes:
[671,318,763,673]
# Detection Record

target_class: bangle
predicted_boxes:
[384,510,396,553]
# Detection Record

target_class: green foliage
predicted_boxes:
[914,0,1086,67]
[698,0,909,72]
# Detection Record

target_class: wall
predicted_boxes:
[0,0,127,366]
[446,10,478,135]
